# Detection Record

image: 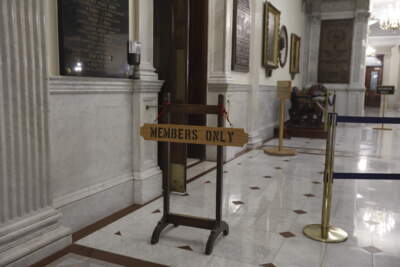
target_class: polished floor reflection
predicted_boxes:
[73,109,400,267]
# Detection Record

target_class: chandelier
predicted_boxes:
[379,3,400,31]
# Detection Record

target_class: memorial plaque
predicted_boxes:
[232,0,250,72]
[318,19,354,84]
[377,86,395,95]
[58,0,129,78]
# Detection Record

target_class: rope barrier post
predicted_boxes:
[374,95,392,131]
[303,113,348,243]
[324,94,329,132]
[264,81,296,156]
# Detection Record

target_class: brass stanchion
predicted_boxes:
[303,113,348,243]
[264,81,296,157]
[374,95,392,131]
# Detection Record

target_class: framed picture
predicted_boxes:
[263,2,281,69]
[279,25,288,68]
[290,34,301,75]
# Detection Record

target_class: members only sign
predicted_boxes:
[140,124,249,147]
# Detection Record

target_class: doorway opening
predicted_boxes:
[154,0,209,191]
[365,55,384,108]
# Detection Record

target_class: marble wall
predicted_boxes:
[207,0,307,160]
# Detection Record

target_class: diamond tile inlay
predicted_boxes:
[363,246,383,254]
[280,232,296,238]
[177,245,193,251]
[294,210,307,214]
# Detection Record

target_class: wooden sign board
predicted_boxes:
[140,124,249,147]
[277,81,292,99]
[377,86,395,95]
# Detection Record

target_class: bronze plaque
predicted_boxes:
[232,0,251,72]
[318,19,354,83]
[58,0,129,78]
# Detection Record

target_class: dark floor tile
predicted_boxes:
[232,201,245,205]
[304,194,316,198]
[114,231,122,236]
[363,246,383,254]
[280,232,296,238]
[152,209,161,214]
[250,186,261,190]
[294,210,307,215]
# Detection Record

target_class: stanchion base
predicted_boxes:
[303,224,348,243]
[373,127,392,131]
[264,147,297,156]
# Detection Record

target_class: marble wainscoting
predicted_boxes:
[325,84,365,116]
[48,77,163,232]
[207,83,251,162]
[248,85,280,148]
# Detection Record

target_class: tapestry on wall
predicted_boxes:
[58,0,129,78]
[318,19,354,84]
[232,0,251,72]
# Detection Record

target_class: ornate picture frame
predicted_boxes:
[279,25,288,68]
[290,33,301,76]
[262,2,281,69]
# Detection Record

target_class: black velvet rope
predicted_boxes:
[333,172,400,180]
[337,116,400,124]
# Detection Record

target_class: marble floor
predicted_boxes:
[69,109,400,267]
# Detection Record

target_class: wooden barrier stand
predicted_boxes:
[141,94,248,255]
[264,81,297,156]
[373,86,395,131]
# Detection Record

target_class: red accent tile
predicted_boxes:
[280,232,296,238]
[294,210,307,214]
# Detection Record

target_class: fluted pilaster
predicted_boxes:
[0,0,70,265]
[0,0,50,224]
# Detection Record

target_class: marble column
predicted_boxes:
[305,13,322,86]
[0,0,70,265]
[131,0,163,204]
[208,0,233,83]
[133,0,158,81]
